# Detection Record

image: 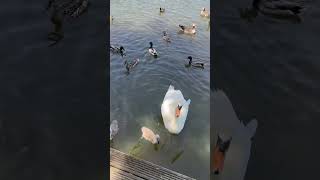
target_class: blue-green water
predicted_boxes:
[110,0,210,179]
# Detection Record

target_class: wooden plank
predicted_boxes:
[110,166,144,180]
[110,148,196,180]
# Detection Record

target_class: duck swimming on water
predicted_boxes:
[162,31,171,42]
[178,24,196,34]
[200,7,210,18]
[110,46,125,56]
[148,42,158,57]
[241,0,304,21]
[124,59,139,73]
[186,56,204,68]
[253,0,303,15]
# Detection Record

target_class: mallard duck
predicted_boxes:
[161,85,191,134]
[124,59,139,72]
[110,45,125,56]
[141,127,160,144]
[178,24,196,34]
[110,120,119,140]
[162,31,171,42]
[253,0,304,18]
[200,7,210,17]
[148,42,158,57]
[160,7,165,13]
[186,56,204,68]
[213,134,232,175]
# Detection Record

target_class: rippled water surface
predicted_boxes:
[110,0,210,179]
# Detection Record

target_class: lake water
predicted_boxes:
[212,0,320,179]
[0,0,107,179]
[110,0,210,179]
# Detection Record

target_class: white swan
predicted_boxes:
[161,85,191,134]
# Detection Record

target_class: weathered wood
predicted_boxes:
[110,148,196,180]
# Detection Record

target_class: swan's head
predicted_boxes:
[175,105,183,117]
[163,31,167,36]
[217,134,232,153]
[213,134,232,175]
[149,42,153,48]
[120,46,124,51]
[202,7,206,11]
[192,24,196,28]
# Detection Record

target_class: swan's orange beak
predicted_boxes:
[212,146,225,175]
[175,108,181,117]
[175,105,183,117]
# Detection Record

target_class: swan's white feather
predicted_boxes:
[161,85,191,134]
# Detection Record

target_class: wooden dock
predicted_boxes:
[110,148,196,180]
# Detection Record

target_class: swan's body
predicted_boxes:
[179,24,196,34]
[141,127,160,144]
[186,56,204,69]
[148,42,158,57]
[162,31,171,42]
[161,85,191,134]
[110,120,119,140]
[124,59,139,72]
[110,45,125,56]
[200,8,210,17]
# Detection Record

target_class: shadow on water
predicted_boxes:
[213,0,320,179]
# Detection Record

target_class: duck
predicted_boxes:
[186,56,204,68]
[148,42,158,57]
[178,24,196,34]
[110,120,119,140]
[160,7,165,13]
[141,127,160,144]
[252,0,304,18]
[200,7,210,17]
[213,134,232,175]
[161,85,191,134]
[110,45,125,56]
[124,59,139,73]
[162,31,171,42]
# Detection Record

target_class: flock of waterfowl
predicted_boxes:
[110,7,210,145]
[109,7,210,73]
